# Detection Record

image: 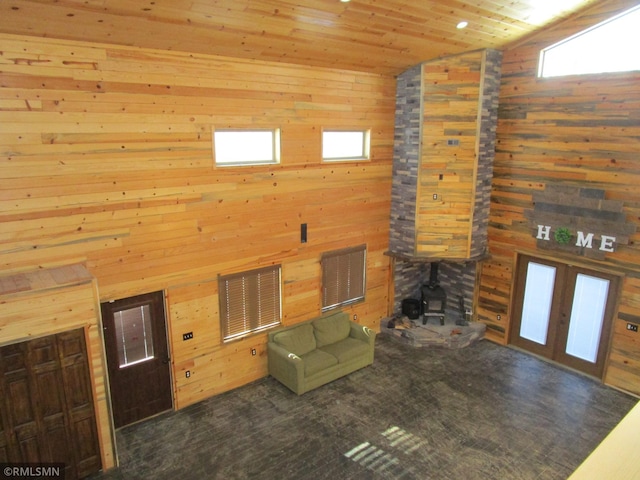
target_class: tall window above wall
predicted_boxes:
[322,245,366,312]
[213,129,281,166]
[538,4,640,78]
[219,265,282,342]
[322,129,370,162]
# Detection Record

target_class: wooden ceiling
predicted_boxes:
[0,0,603,75]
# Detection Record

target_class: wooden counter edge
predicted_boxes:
[569,400,640,480]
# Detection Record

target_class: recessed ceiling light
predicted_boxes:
[340,0,351,3]
[457,21,468,29]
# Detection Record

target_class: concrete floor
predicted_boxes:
[90,335,637,480]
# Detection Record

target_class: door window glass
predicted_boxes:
[565,274,610,363]
[520,262,556,345]
[114,305,155,367]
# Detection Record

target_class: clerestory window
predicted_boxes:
[213,129,281,166]
[322,129,370,162]
[538,5,640,78]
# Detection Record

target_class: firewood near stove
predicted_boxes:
[395,318,415,330]
[387,316,415,330]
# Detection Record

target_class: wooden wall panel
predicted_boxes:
[0,266,115,470]
[478,0,640,395]
[0,34,395,411]
[413,49,501,260]
[417,52,483,258]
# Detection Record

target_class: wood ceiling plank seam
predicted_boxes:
[88,57,368,89]
[0,1,610,78]
[0,34,108,61]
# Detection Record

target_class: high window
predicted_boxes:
[213,129,281,166]
[321,245,366,311]
[219,265,282,341]
[322,130,370,162]
[538,5,640,78]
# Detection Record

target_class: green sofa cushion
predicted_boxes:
[301,349,338,377]
[312,312,351,347]
[273,323,316,356]
[319,338,370,363]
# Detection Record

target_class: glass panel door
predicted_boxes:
[511,254,620,379]
[565,274,610,363]
[510,255,564,358]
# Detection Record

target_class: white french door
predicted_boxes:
[510,255,620,378]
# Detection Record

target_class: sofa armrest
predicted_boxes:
[267,342,305,393]
[349,321,376,347]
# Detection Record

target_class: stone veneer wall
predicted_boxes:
[390,50,502,319]
[389,64,422,257]
[470,49,503,258]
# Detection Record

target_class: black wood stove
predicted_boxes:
[421,262,447,325]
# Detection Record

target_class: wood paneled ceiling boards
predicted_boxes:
[0,0,601,75]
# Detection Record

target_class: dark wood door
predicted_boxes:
[101,291,172,428]
[510,254,620,378]
[0,329,102,479]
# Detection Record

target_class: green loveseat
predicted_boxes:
[267,311,376,395]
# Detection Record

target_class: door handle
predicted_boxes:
[162,356,171,365]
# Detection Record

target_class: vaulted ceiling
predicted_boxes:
[0,0,603,75]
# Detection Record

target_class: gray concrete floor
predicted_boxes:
[91,335,637,480]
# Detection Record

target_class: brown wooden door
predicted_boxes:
[101,291,172,428]
[510,254,620,378]
[0,329,101,479]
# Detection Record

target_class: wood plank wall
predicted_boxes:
[418,51,483,258]
[477,0,640,395]
[0,265,115,469]
[0,33,395,408]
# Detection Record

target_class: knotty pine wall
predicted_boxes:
[477,0,640,395]
[0,265,115,469]
[417,49,500,259]
[0,33,395,408]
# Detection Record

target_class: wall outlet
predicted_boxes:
[433,193,438,200]
[627,323,638,332]
[353,314,358,321]
[251,348,257,356]
[182,332,193,341]
[497,314,501,321]
[185,370,191,378]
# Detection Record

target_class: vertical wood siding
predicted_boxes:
[0,34,395,408]
[478,0,640,395]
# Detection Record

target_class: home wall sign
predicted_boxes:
[535,224,617,252]
[524,185,636,260]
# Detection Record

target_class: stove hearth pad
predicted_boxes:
[381,316,485,349]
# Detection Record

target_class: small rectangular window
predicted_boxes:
[322,130,370,162]
[219,265,282,342]
[213,129,281,166]
[322,245,366,311]
[538,4,640,78]
[114,305,155,368]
